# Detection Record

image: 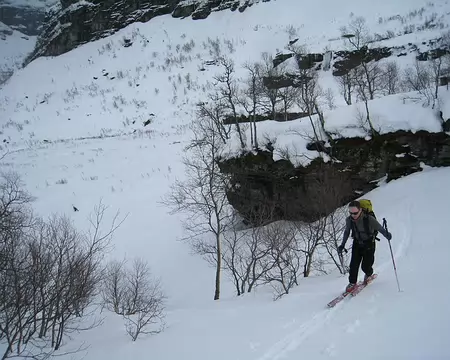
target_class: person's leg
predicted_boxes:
[361,241,376,277]
[348,244,363,284]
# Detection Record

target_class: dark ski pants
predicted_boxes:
[348,241,375,284]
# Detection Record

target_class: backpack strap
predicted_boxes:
[350,217,362,242]
[352,212,375,244]
[364,211,380,242]
[363,214,374,243]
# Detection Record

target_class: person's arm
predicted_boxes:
[340,217,351,248]
[368,216,392,240]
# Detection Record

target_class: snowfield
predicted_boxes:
[0,21,36,86]
[1,0,450,359]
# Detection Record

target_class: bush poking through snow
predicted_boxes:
[101,258,166,341]
[0,172,125,359]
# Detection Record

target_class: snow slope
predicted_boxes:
[0,21,36,85]
[1,0,450,359]
[4,137,450,360]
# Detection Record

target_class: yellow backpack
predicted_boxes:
[359,199,374,214]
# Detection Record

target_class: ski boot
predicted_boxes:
[345,283,356,293]
[363,274,374,285]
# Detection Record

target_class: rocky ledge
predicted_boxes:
[25,0,266,64]
[0,3,48,36]
[218,130,450,225]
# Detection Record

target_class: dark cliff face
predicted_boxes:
[0,3,47,36]
[25,0,263,64]
[218,130,450,225]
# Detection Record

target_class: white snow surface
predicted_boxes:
[0,22,36,84]
[1,0,450,359]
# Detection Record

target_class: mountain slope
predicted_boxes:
[0,21,36,85]
[1,0,450,359]
[4,136,450,360]
[0,0,55,35]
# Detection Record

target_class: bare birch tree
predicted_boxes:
[163,106,232,300]
[381,60,400,95]
[337,70,356,105]
[237,61,264,149]
[259,52,284,120]
[340,16,383,135]
[221,205,277,296]
[214,56,245,148]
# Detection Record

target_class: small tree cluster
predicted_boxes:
[220,163,353,300]
[221,210,349,300]
[101,258,166,341]
[206,51,318,152]
[0,172,124,359]
[336,18,450,132]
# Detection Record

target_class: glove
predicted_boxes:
[386,232,392,241]
[337,244,345,253]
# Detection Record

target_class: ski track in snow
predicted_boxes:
[257,309,337,360]
[256,197,414,360]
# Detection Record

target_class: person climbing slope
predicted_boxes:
[338,200,392,292]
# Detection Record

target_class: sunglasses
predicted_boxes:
[349,211,360,215]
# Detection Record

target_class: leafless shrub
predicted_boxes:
[221,206,277,296]
[237,61,264,149]
[204,37,222,59]
[381,60,401,95]
[336,70,356,105]
[293,65,331,144]
[259,52,284,121]
[324,88,336,110]
[402,58,441,108]
[291,218,326,278]
[285,24,298,39]
[339,17,385,135]
[261,221,300,300]
[0,174,125,359]
[182,39,195,53]
[102,258,166,341]
[213,56,245,148]
[196,94,232,145]
[352,65,379,135]
[223,39,235,54]
[323,207,349,274]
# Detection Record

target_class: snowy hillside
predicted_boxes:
[0,21,36,85]
[1,0,450,359]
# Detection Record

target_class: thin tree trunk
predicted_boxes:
[214,232,221,300]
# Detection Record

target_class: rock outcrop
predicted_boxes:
[0,3,49,36]
[25,0,266,64]
[218,130,450,225]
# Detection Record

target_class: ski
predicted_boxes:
[326,274,378,308]
[326,290,352,308]
[349,273,377,297]
[326,283,362,308]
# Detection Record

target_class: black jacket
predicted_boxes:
[341,213,390,247]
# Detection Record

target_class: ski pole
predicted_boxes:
[383,218,401,292]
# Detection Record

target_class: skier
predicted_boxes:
[338,200,392,292]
